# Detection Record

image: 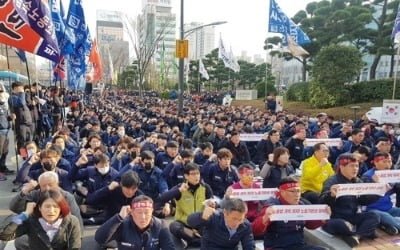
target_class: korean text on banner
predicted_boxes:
[230,188,278,201]
[305,138,342,147]
[375,170,400,183]
[0,0,60,62]
[239,134,264,142]
[336,183,387,197]
[270,205,330,221]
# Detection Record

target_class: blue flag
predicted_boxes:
[66,0,91,90]
[14,48,27,63]
[268,0,310,45]
[392,6,400,43]
[49,0,74,55]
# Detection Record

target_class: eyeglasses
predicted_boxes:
[284,189,301,194]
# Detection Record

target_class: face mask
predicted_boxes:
[118,130,125,137]
[241,176,253,188]
[203,155,210,159]
[130,151,137,159]
[389,129,395,135]
[98,166,110,175]
[184,160,191,166]
[43,162,55,171]
[144,162,153,170]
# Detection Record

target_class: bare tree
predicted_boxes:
[124,14,173,97]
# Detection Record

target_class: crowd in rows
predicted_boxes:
[0,81,399,249]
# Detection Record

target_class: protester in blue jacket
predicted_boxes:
[95,195,175,250]
[320,153,380,248]
[187,198,255,250]
[362,152,400,235]
[85,170,144,220]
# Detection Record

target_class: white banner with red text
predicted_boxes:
[336,183,387,197]
[269,205,330,221]
[230,188,278,201]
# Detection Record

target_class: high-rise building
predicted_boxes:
[185,22,216,60]
[253,54,264,65]
[137,0,176,78]
[96,10,129,84]
[239,50,251,62]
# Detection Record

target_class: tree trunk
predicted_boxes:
[369,54,381,80]
[138,74,144,97]
[390,52,395,78]
[302,58,307,82]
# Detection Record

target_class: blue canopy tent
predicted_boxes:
[0,71,28,85]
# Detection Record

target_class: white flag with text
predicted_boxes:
[199,59,209,80]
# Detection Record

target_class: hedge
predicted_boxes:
[286,78,400,105]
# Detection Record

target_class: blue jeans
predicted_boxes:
[369,207,400,229]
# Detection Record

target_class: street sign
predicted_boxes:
[175,40,188,58]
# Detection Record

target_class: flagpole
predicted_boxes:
[23,56,33,103]
[265,43,268,99]
[4,46,19,172]
[393,46,400,99]
[198,60,201,93]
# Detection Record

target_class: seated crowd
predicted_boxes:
[1,84,400,249]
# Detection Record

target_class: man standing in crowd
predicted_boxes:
[0,87,12,177]
[9,82,33,156]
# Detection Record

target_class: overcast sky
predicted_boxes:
[81,0,317,58]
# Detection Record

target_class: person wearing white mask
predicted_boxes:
[69,153,120,225]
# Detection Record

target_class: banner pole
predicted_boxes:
[393,45,400,100]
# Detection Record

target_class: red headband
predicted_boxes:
[131,201,153,209]
[239,168,254,175]
[339,158,357,167]
[279,182,299,190]
[374,155,390,162]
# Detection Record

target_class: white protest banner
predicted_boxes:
[230,188,278,201]
[336,183,387,197]
[269,205,330,221]
[375,170,400,183]
[239,133,264,142]
[382,99,400,124]
[305,138,342,147]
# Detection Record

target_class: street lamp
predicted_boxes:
[178,0,227,113]
[184,21,227,39]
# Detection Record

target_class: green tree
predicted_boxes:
[365,0,399,79]
[311,44,363,107]
[118,62,139,90]
[203,49,230,91]
[291,0,373,79]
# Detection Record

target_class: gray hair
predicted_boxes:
[221,198,248,214]
[38,171,59,184]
